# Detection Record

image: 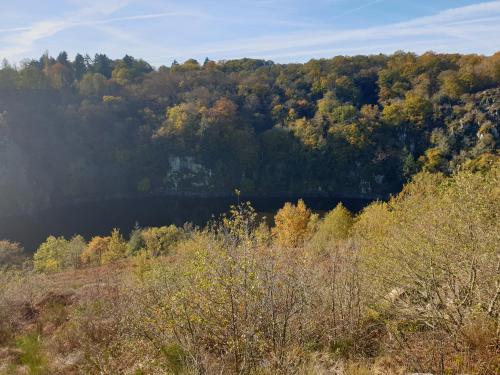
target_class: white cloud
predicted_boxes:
[0,0,216,61]
[1,0,499,64]
[0,0,131,60]
[161,0,500,60]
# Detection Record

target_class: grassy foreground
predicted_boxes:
[0,162,499,374]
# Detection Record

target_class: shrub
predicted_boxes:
[355,164,500,372]
[273,199,317,247]
[65,235,87,269]
[101,229,127,264]
[310,203,353,253]
[34,236,69,273]
[0,240,25,268]
[15,334,48,375]
[82,230,128,266]
[127,223,145,255]
[33,235,86,273]
[81,235,110,265]
[141,225,184,257]
[136,203,319,373]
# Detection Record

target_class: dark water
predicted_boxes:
[0,196,372,252]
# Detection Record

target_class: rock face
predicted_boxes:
[165,156,212,191]
[476,88,500,118]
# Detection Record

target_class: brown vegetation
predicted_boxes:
[0,162,499,374]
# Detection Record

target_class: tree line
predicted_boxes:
[0,51,498,215]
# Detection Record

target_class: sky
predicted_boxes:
[0,0,499,67]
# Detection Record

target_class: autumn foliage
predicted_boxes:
[1,161,498,374]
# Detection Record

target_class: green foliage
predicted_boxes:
[357,164,500,341]
[34,235,86,273]
[402,150,419,179]
[34,236,68,273]
[127,223,145,255]
[160,343,185,374]
[2,164,499,374]
[77,72,108,97]
[15,334,48,375]
[310,203,353,252]
[141,225,184,257]
[65,235,87,269]
[101,229,127,264]
[0,51,498,215]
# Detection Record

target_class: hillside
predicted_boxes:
[0,52,499,216]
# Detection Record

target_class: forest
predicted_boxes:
[0,51,499,374]
[0,51,499,216]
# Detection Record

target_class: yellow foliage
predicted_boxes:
[356,163,500,332]
[403,92,433,127]
[310,203,353,252]
[102,95,123,104]
[81,236,110,265]
[33,236,67,273]
[382,93,432,128]
[352,201,392,251]
[381,101,405,125]
[419,147,446,172]
[111,67,131,84]
[273,199,315,247]
[141,225,184,257]
[101,229,127,264]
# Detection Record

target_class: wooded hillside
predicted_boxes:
[0,51,499,215]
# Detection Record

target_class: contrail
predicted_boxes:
[0,10,206,35]
[0,27,31,33]
[334,0,386,19]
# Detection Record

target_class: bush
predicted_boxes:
[272,199,317,247]
[141,225,184,257]
[127,223,145,255]
[65,235,87,269]
[0,240,25,268]
[5,163,499,374]
[101,229,127,264]
[33,235,86,273]
[309,203,353,253]
[80,229,127,266]
[15,334,48,374]
[81,236,110,265]
[355,165,500,372]
[34,236,69,273]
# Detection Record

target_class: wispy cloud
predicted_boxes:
[332,0,386,19]
[0,27,31,33]
[157,0,500,61]
[0,0,132,59]
[1,0,499,64]
[0,0,218,61]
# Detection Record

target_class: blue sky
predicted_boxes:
[1,0,499,66]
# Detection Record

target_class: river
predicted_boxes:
[0,196,373,251]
